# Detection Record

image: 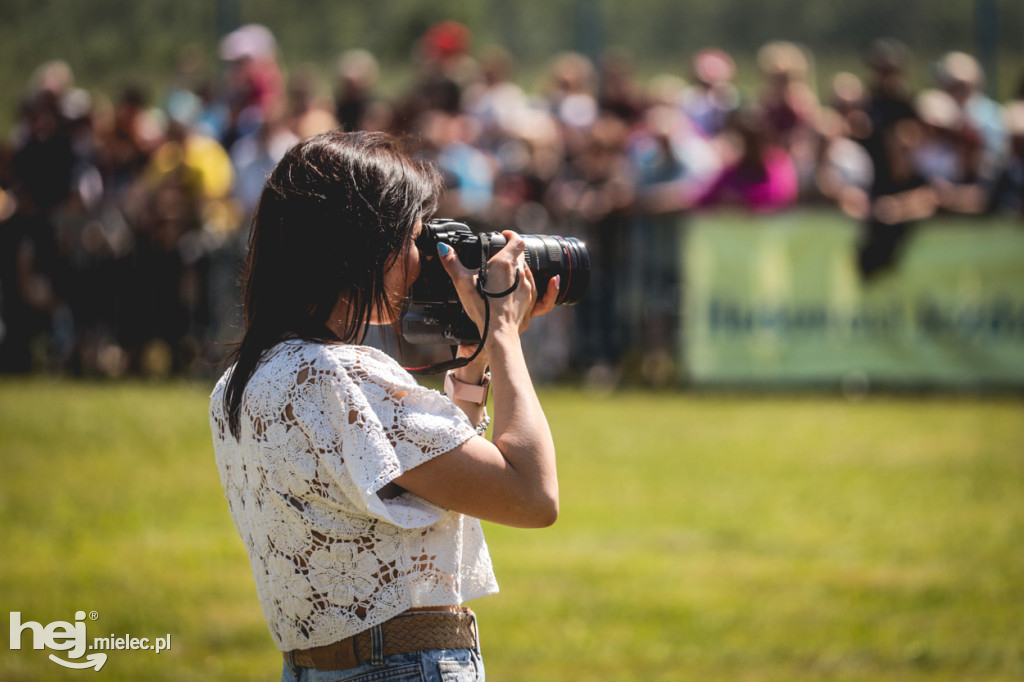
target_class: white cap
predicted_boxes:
[219,24,276,61]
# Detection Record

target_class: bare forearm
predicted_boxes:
[484,328,558,520]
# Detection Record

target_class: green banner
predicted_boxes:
[682,211,1024,387]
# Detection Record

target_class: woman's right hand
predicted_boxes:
[436,231,558,340]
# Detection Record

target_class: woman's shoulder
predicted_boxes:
[267,339,410,386]
[211,340,417,419]
[290,339,398,369]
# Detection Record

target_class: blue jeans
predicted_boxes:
[281,648,484,681]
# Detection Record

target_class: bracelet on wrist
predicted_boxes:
[475,411,491,436]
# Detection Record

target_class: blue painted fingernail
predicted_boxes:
[437,243,451,257]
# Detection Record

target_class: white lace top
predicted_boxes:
[209,339,499,651]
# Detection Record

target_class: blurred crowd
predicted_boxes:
[2,22,1023,381]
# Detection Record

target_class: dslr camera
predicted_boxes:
[402,219,590,345]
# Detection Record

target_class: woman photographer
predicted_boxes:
[210,130,560,681]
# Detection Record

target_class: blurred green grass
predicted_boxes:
[1,379,1022,681]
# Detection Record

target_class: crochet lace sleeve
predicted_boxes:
[288,345,477,528]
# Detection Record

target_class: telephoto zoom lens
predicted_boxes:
[480,233,589,305]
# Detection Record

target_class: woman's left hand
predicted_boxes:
[455,272,559,365]
[520,271,560,333]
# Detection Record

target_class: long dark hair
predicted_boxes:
[223,130,442,439]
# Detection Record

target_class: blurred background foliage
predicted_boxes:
[1,0,1023,131]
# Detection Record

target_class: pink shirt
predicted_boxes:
[697,147,798,213]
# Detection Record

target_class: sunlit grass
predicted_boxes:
[1,379,1022,681]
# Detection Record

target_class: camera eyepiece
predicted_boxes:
[402,219,590,345]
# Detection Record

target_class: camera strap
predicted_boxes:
[475,231,522,300]
[404,235,520,376]
[475,263,522,301]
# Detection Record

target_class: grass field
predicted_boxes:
[1,378,1022,681]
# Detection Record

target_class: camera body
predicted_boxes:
[401,219,590,345]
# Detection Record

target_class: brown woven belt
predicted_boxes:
[284,609,478,672]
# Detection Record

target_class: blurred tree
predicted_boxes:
[1,0,1022,132]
